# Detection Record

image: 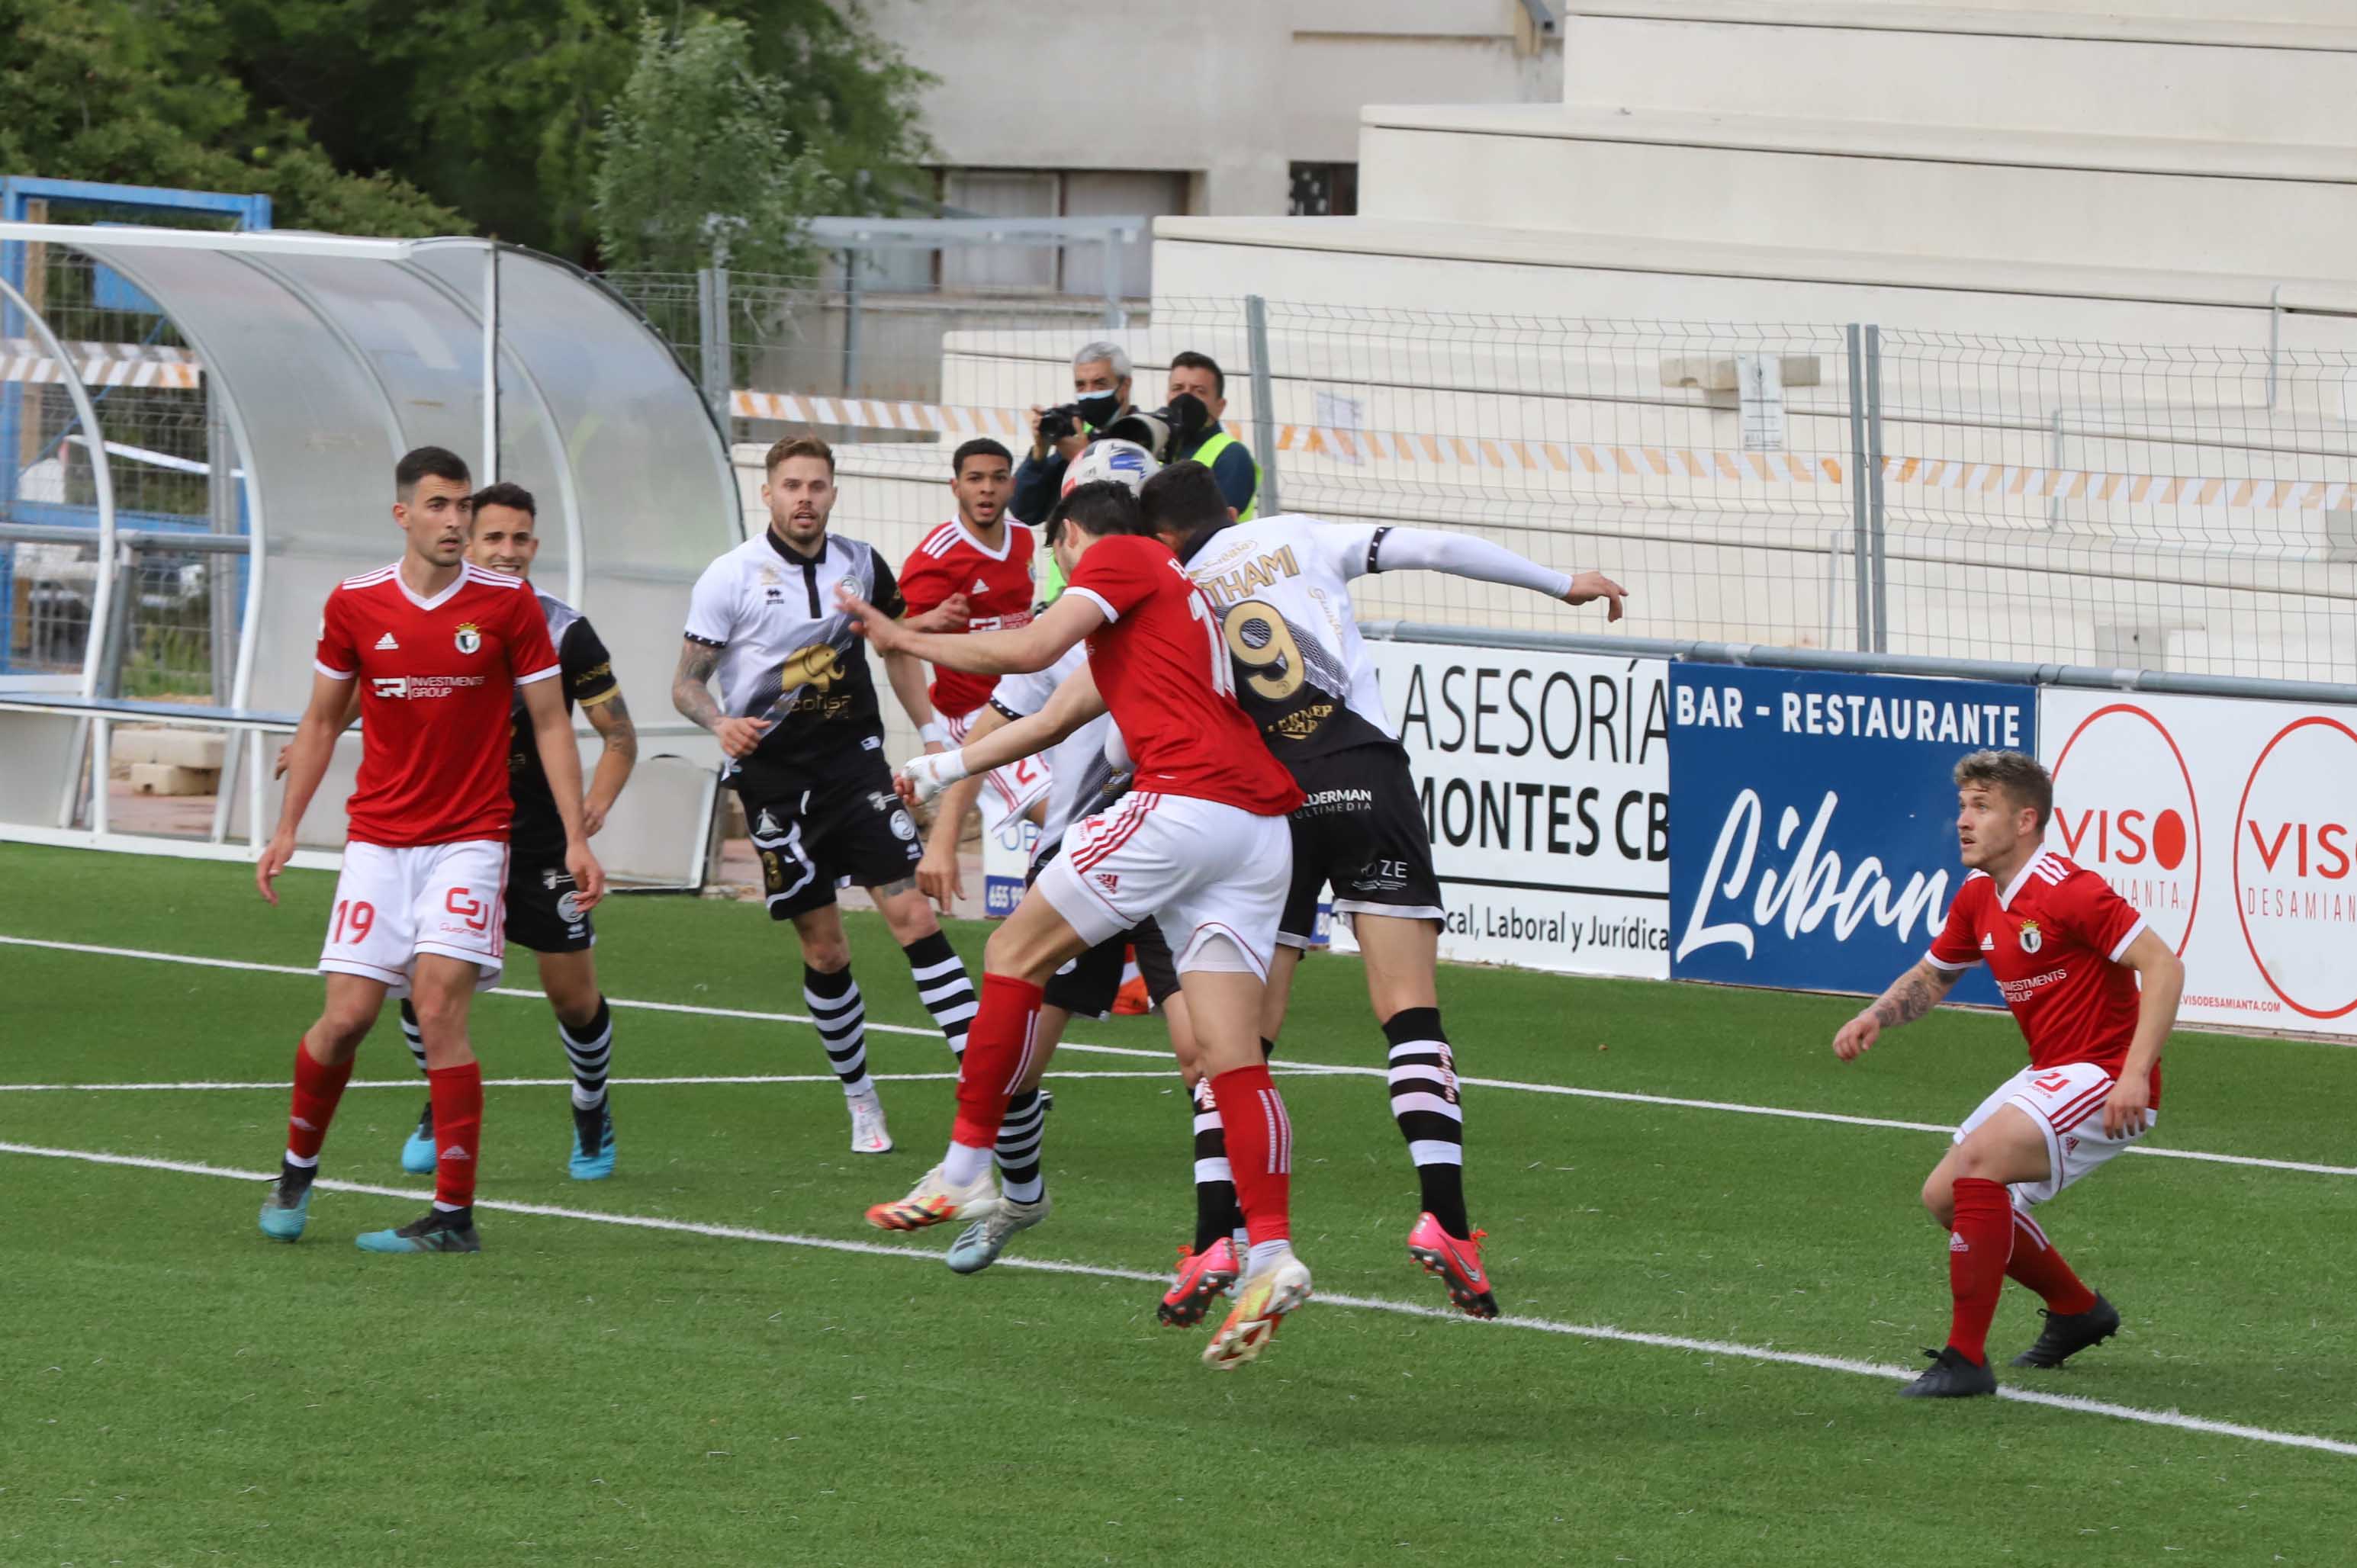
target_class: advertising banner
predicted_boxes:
[1335,644,1671,978]
[1667,667,2038,1003]
[2040,689,2357,1036]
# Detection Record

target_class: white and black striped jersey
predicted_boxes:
[685,529,905,782]
[1178,514,1572,763]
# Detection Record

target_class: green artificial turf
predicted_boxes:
[2,843,2352,1566]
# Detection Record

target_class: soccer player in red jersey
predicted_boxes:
[841,480,1313,1370]
[897,437,1051,863]
[253,446,606,1255]
[1832,749,2183,1396]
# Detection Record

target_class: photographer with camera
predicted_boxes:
[1161,351,1256,519]
[1013,341,1137,524]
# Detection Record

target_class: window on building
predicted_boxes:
[1289,162,1359,217]
[930,169,1188,298]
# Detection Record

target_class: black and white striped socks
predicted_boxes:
[400,996,615,1114]
[1383,1006,1470,1239]
[558,999,613,1110]
[803,965,872,1097]
[995,1088,1049,1204]
[902,933,977,1058]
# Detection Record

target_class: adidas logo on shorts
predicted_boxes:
[1095,872,1119,892]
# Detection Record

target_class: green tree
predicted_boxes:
[0,0,464,236]
[593,14,835,275]
[214,1,931,261]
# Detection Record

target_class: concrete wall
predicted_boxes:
[865,0,1559,215]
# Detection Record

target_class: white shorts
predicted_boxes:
[948,705,1051,835]
[318,839,508,997]
[1036,792,1290,978]
[1954,1060,2156,1208]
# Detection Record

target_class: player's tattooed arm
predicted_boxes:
[671,639,723,728]
[1834,960,1959,1060]
[1870,962,1957,1030]
[580,689,638,837]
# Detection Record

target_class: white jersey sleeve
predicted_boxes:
[1365,525,1572,598]
[683,553,741,647]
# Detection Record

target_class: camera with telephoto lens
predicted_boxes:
[1101,393,1211,464]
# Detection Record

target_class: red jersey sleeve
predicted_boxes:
[314,589,358,680]
[2056,869,2150,963]
[1065,535,1165,623]
[505,590,561,686]
[899,549,950,617]
[1925,876,1986,972]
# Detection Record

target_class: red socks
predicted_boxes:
[426,1062,482,1210]
[1945,1177,2015,1364]
[1209,1064,1292,1246]
[2006,1210,2098,1316]
[951,974,1044,1152]
[285,1037,354,1164]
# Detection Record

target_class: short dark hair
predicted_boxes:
[952,437,1012,477]
[1043,480,1150,547]
[469,480,536,517]
[1955,749,2053,830]
[765,435,835,477]
[395,445,470,499]
[1169,350,1224,399]
[1137,460,1230,540]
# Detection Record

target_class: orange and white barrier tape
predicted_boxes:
[735,387,2357,510]
[2,338,201,390]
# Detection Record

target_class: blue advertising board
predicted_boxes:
[1667,667,2038,1003]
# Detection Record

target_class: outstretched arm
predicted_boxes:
[1364,526,1629,622]
[899,667,1107,805]
[1831,959,1962,1061]
[915,705,1006,912]
[842,586,1105,677]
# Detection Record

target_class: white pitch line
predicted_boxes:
[0,1069,1189,1094]
[2,1136,2352,1462]
[4,933,2352,1180]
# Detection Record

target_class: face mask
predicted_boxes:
[1076,390,1121,429]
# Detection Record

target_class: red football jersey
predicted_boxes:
[1926,850,2159,1104]
[313,562,560,848]
[901,518,1036,718]
[1063,534,1302,818]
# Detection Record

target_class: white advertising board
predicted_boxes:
[1335,644,1672,978]
[2040,689,2357,1036]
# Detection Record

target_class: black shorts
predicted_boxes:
[1043,917,1180,1019]
[739,763,924,921]
[1278,744,1445,949]
[507,855,596,955]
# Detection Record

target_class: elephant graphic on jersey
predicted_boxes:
[744,638,852,723]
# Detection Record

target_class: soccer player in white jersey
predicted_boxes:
[1142,461,1628,1321]
[670,436,984,1155]
[1833,750,2182,1398]
[255,446,606,1254]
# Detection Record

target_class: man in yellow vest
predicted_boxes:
[1166,351,1258,520]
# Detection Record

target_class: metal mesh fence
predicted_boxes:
[4,243,230,699]
[617,284,2353,687]
[1875,329,2357,683]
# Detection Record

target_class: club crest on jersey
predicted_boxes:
[454,621,483,655]
[2018,920,2043,954]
